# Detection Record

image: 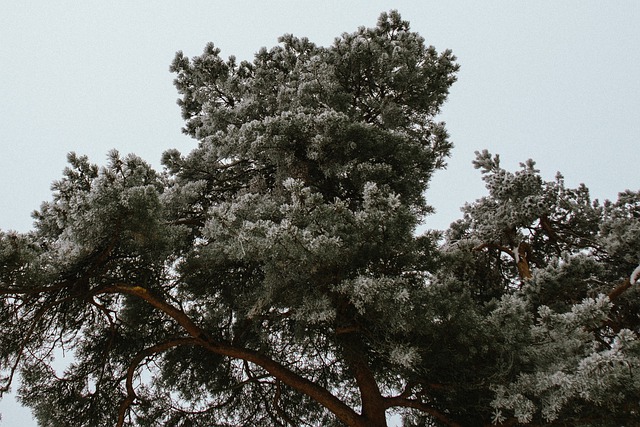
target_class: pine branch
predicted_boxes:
[99,283,366,427]
[116,337,197,427]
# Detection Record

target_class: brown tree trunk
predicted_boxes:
[336,329,388,426]
[515,241,533,280]
[333,294,390,426]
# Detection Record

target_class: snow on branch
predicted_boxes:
[631,264,640,285]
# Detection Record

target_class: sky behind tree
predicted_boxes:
[1,1,639,425]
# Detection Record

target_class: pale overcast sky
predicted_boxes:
[1,1,639,425]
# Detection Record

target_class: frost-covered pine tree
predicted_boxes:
[443,151,640,425]
[1,10,639,427]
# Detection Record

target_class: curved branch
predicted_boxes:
[608,278,632,302]
[474,241,533,280]
[0,294,73,396]
[1,231,118,298]
[539,215,559,244]
[383,395,462,427]
[100,283,365,427]
[473,242,514,259]
[0,280,75,296]
[273,379,297,426]
[116,337,197,427]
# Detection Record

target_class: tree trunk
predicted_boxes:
[336,328,388,427]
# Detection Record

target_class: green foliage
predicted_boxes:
[446,150,640,425]
[1,10,639,427]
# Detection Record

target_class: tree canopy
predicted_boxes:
[1,10,639,427]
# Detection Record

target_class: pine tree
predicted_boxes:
[1,11,638,427]
[444,152,640,425]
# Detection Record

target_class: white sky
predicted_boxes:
[1,1,639,425]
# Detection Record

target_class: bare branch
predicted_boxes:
[473,242,514,259]
[116,337,197,427]
[383,395,462,427]
[100,283,366,427]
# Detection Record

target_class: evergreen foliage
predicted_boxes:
[1,11,638,426]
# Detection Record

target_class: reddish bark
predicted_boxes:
[101,283,368,427]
